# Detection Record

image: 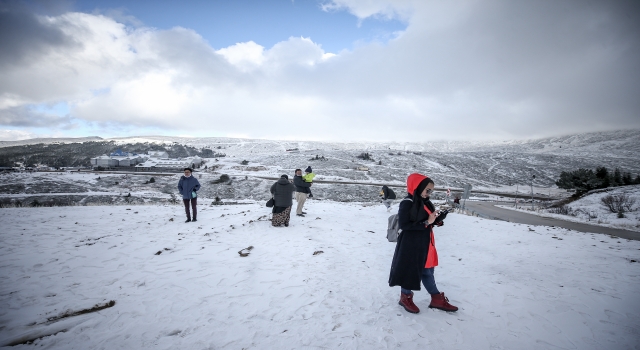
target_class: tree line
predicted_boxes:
[0,141,222,168]
[556,167,640,194]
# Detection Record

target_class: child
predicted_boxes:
[302,166,316,198]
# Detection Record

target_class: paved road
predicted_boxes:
[462,201,640,241]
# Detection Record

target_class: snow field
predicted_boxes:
[1,202,639,349]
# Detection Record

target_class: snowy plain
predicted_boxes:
[1,200,639,349]
[496,185,640,232]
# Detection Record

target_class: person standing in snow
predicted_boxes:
[389,173,458,313]
[270,174,295,227]
[293,169,311,217]
[178,168,201,223]
[380,185,396,212]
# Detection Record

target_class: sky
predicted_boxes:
[0,0,639,142]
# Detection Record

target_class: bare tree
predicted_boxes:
[601,193,636,213]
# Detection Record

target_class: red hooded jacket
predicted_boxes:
[406,173,438,268]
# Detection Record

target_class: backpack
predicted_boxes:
[386,198,412,242]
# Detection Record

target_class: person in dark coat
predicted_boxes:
[380,185,397,212]
[177,168,201,223]
[388,173,458,313]
[270,174,295,227]
[293,169,311,217]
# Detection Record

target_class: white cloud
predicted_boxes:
[0,1,638,142]
[0,129,40,141]
[216,41,265,71]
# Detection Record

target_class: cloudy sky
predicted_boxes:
[1,0,638,142]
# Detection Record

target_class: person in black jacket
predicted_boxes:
[380,185,396,212]
[270,174,295,227]
[293,169,311,217]
[388,173,458,313]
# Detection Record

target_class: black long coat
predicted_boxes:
[270,178,294,207]
[388,195,433,291]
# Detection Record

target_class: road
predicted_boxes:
[462,201,640,241]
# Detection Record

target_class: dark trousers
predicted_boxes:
[401,267,440,295]
[183,198,197,220]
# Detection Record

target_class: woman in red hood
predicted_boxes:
[388,173,458,313]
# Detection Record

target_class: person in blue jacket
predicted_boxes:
[178,167,201,223]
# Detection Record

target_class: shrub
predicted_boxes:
[601,193,636,213]
[211,174,230,184]
[356,152,374,161]
[241,160,249,165]
[149,177,155,183]
[548,205,574,216]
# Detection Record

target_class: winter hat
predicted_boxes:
[305,166,312,173]
[281,174,289,179]
[406,173,435,223]
[406,173,428,195]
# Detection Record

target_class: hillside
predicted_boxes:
[1,130,639,191]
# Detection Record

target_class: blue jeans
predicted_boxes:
[401,267,440,295]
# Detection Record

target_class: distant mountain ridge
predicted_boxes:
[0,136,104,148]
[1,129,638,159]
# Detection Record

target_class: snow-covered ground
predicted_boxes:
[1,202,639,349]
[497,185,640,232]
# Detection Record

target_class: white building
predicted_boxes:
[91,155,118,167]
[134,156,202,172]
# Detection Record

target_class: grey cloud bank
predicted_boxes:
[0,0,638,142]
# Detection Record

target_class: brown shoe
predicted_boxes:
[429,292,458,312]
[399,292,420,313]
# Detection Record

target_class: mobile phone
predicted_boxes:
[433,209,449,225]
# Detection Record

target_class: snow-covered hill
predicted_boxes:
[498,185,640,232]
[0,136,104,148]
[1,202,639,349]
[1,130,639,191]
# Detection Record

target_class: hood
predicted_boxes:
[406,173,428,195]
[277,178,290,185]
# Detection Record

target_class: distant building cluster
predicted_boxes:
[90,149,203,172]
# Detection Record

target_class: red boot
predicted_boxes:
[399,292,420,314]
[429,292,458,312]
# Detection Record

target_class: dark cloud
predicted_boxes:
[0,106,74,128]
[0,2,77,68]
[0,0,638,141]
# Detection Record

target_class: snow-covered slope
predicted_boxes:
[1,202,639,349]
[498,185,640,232]
[0,136,103,148]
[1,130,639,190]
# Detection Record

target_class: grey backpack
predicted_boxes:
[387,198,412,242]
